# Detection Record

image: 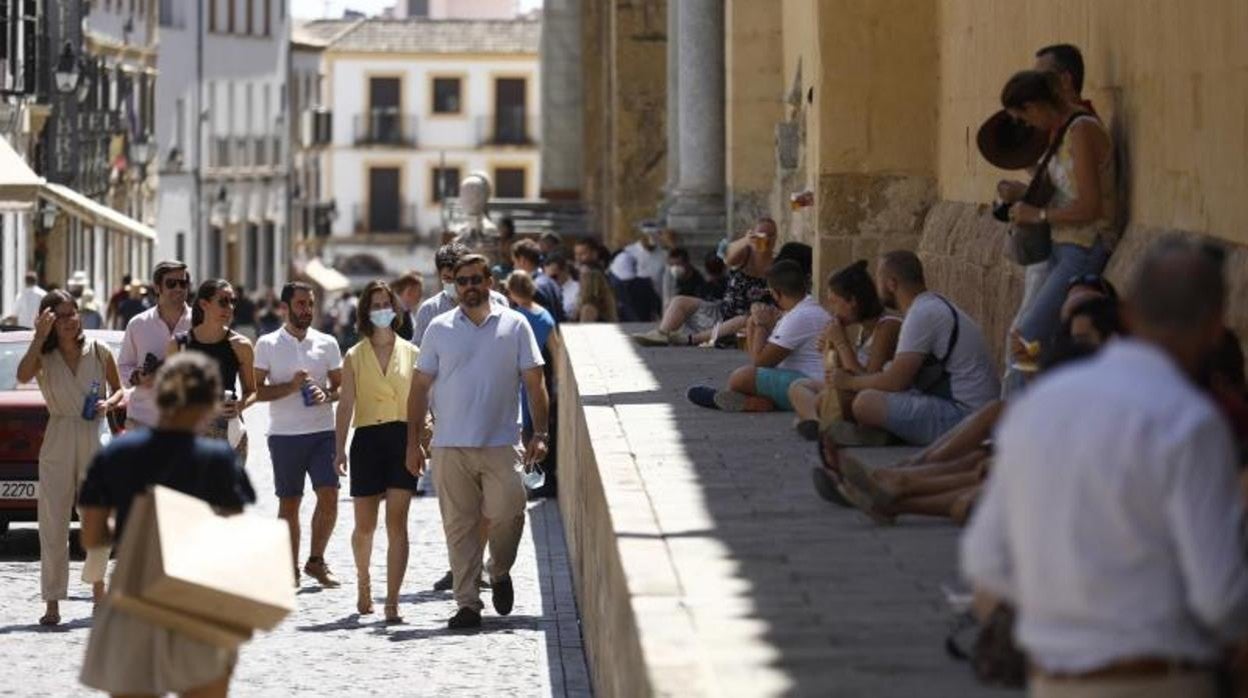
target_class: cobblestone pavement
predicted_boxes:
[0,404,590,697]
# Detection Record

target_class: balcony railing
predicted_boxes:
[353,110,418,147]
[351,202,419,235]
[475,111,539,148]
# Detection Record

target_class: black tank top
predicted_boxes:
[180,329,241,391]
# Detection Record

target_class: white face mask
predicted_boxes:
[668,264,685,278]
[442,282,458,302]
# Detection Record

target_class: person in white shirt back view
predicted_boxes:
[685,260,830,413]
[961,236,1248,698]
[13,271,46,328]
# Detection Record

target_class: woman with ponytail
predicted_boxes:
[78,352,256,697]
[167,279,257,463]
[789,260,901,441]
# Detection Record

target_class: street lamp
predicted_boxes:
[132,133,153,166]
[39,202,58,230]
[54,42,80,94]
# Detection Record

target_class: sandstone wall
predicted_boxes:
[580,0,668,251]
[725,0,784,236]
[938,0,1248,248]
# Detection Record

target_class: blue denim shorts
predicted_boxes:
[882,391,971,446]
[269,430,339,498]
[754,367,807,411]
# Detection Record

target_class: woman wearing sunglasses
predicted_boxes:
[167,279,258,464]
[334,280,422,623]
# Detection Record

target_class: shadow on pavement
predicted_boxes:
[0,616,92,635]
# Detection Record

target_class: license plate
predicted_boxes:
[0,481,37,499]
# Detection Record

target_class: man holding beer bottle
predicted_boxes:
[254,281,345,588]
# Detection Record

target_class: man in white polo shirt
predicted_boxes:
[254,281,344,588]
[406,254,549,630]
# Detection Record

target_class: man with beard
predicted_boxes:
[118,261,193,430]
[406,254,549,630]
[825,251,998,446]
[254,282,345,588]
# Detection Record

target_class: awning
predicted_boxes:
[0,135,43,209]
[40,183,157,242]
[301,258,349,294]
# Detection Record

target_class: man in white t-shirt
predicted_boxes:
[13,271,45,327]
[254,281,345,588]
[686,260,830,411]
[828,251,999,445]
[608,220,673,320]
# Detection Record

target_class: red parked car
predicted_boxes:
[0,329,126,535]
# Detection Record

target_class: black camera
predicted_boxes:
[991,200,1012,223]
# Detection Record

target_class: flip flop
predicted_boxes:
[838,454,897,511]
[811,466,851,508]
[837,478,897,526]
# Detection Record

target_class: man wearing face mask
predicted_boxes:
[667,247,711,300]
[411,242,510,348]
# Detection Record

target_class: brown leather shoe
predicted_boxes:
[303,557,341,588]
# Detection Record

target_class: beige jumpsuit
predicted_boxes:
[35,339,109,601]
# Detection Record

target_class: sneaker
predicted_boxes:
[491,574,515,616]
[825,420,895,447]
[713,390,774,412]
[631,329,671,347]
[686,385,720,410]
[448,607,482,630]
[433,570,454,592]
[303,557,341,588]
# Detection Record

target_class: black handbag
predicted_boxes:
[1004,112,1090,266]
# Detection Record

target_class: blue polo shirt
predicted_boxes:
[417,303,544,448]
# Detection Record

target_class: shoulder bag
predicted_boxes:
[1005,112,1090,266]
[912,296,960,401]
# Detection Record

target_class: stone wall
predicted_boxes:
[580,0,668,250]
[724,0,784,237]
[938,0,1248,248]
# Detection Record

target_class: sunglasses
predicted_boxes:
[213,296,237,309]
[455,274,486,287]
[163,278,191,290]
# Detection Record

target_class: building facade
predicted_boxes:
[1,0,158,321]
[309,17,540,276]
[154,0,290,294]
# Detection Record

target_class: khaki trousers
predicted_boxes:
[432,446,527,612]
[1031,672,1217,698]
[38,416,102,600]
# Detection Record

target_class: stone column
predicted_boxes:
[540,0,583,199]
[662,0,679,199]
[667,0,725,250]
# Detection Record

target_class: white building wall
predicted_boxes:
[325,53,540,241]
[390,0,517,20]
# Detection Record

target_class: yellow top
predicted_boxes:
[345,337,418,427]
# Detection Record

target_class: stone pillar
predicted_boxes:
[666,0,725,251]
[540,0,583,200]
[662,0,679,200]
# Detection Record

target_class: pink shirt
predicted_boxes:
[117,305,191,427]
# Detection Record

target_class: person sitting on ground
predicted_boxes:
[668,247,712,300]
[789,260,902,441]
[575,267,619,323]
[511,239,564,323]
[704,252,728,300]
[837,294,1122,526]
[962,237,1248,698]
[544,253,580,322]
[686,260,828,412]
[633,217,777,347]
[823,250,998,448]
